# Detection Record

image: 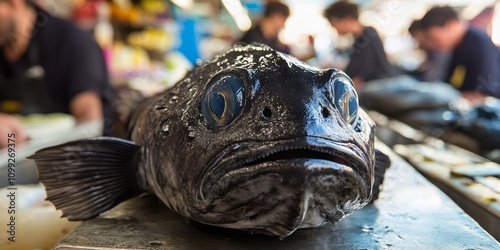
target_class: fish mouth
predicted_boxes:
[193,136,372,237]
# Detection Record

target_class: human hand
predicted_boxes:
[461,91,486,105]
[0,113,28,148]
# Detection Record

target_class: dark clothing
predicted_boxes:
[0,31,60,115]
[423,51,451,82]
[344,26,395,82]
[0,6,113,129]
[239,25,290,54]
[446,27,500,98]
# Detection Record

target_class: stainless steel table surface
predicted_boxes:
[55,142,499,249]
[368,110,500,241]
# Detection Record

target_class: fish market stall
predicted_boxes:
[369,110,500,241]
[53,142,498,249]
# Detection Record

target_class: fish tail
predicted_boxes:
[29,137,141,221]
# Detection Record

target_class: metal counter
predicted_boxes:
[55,142,499,249]
[369,111,500,242]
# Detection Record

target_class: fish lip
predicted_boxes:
[195,136,371,202]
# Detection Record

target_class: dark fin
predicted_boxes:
[28,137,141,221]
[370,149,391,202]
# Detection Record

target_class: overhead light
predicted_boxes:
[171,0,193,9]
[222,0,252,31]
[493,2,500,45]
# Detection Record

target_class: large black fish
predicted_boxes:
[30,44,390,238]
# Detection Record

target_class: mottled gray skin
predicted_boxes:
[130,44,376,238]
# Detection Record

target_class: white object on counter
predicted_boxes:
[0,184,81,249]
[0,116,103,171]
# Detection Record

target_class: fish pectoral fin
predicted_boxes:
[370,149,391,202]
[28,137,141,221]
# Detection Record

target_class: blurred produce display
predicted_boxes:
[140,0,170,16]
[110,0,142,24]
[60,0,191,97]
[127,28,174,51]
[111,42,151,73]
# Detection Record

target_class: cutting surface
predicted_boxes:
[55,143,499,249]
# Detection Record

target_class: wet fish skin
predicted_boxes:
[31,43,389,238]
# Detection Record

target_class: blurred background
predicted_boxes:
[30,0,500,90]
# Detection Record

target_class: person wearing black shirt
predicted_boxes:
[421,6,500,101]
[323,1,395,89]
[239,1,290,54]
[0,0,113,147]
[408,19,451,82]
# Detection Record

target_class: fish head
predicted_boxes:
[138,43,377,238]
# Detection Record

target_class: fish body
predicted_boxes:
[31,44,389,238]
[360,76,500,154]
[359,76,461,116]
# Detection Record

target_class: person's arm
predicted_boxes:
[59,25,112,128]
[461,90,486,104]
[69,91,103,123]
[0,113,28,148]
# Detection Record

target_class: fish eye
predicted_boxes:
[202,74,245,127]
[331,75,359,127]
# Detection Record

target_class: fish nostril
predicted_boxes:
[261,107,272,120]
[322,107,330,118]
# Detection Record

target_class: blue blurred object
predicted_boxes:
[243,0,264,15]
[177,18,200,64]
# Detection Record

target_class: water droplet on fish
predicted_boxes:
[188,131,197,138]
[189,87,198,95]
[169,95,179,104]
[251,79,261,98]
[162,122,170,135]
[155,105,167,111]
[188,126,196,138]
[170,88,180,95]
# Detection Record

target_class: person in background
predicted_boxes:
[408,20,428,50]
[0,0,113,148]
[239,1,290,54]
[420,6,500,101]
[408,19,450,82]
[323,0,395,89]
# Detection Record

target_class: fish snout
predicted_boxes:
[196,156,371,237]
